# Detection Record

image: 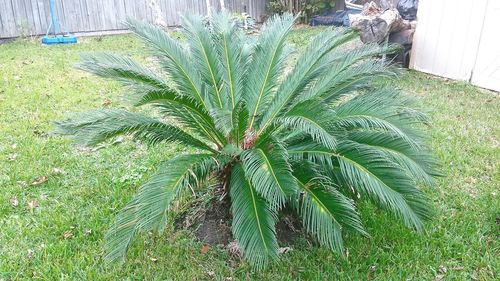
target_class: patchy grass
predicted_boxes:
[0,29,498,280]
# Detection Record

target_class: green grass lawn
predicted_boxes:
[0,28,498,280]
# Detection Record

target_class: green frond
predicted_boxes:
[129,88,199,110]
[321,60,396,102]
[242,140,298,210]
[287,141,337,167]
[211,12,247,109]
[210,107,233,137]
[78,52,167,90]
[289,139,433,231]
[335,141,433,231]
[257,28,358,133]
[181,14,225,108]
[338,86,431,127]
[276,99,337,150]
[322,42,400,77]
[130,90,225,145]
[291,163,366,252]
[346,130,442,185]
[295,183,343,252]
[332,89,425,148]
[230,163,278,270]
[125,18,208,109]
[54,109,215,152]
[301,43,399,102]
[334,114,419,148]
[105,154,218,262]
[245,13,295,129]
[154,103,225,147]
[77,45,225,147]
[230,100,249,145]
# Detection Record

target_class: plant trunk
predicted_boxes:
[220,162,235,195]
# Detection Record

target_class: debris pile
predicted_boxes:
[310,0,419,67]
[349,0,417,45]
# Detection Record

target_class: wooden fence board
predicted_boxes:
[1,0,267,38]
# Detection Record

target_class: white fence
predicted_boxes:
[410,0,500,92]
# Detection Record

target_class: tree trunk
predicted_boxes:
[219,0,225,11]
[349,3,410,43]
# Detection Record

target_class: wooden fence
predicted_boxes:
[0,0,267,38]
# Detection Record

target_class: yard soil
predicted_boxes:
[176,195,302,246]
[194,195,233,246]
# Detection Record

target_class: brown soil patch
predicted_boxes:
[176,195,303,247]
[194,196,233,246]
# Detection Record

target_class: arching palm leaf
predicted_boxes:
[242,140,298,210]
[291,162,367,252]
[54,109,215,152]
[125,18,209,110]
[336,141,432,231]
[104,154,218,262]
[182,14,225,108]
[230,164,278,270]
[245,13,294,129]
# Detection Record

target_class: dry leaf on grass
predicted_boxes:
[434,274,445,281]
[7,153,18,161]
[278,247,292,254]
[63,231,73,239]
[102,99,112,107]
[31,176,48,186]
[438,265,447,274]
[27,249,34,259]
[201,244,209,254]
[17,181,28,188]
[226,241,241,258]
[52,167,65,175]
[27,200,39,210]
[9,196,18,207]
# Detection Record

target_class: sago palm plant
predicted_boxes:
[55,12,440,270]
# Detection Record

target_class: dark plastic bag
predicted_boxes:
[397,0,419,21]
[310,9,360,26]
[330,9,360,27]
[338,9,361,27]
[310,14,336,26]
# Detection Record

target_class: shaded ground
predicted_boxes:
[194,198,233,246]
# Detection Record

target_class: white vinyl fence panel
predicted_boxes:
[410,0,500,92]
[470,0,500,92]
